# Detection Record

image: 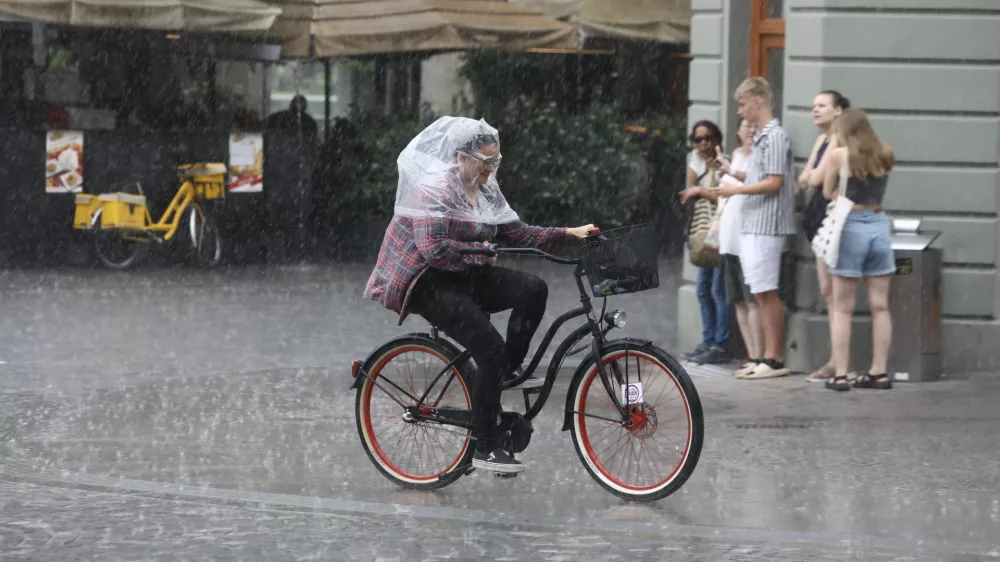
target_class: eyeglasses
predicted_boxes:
[690,136,713,144]
[468,152,503,168]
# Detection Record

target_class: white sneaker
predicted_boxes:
[743,360,790,379]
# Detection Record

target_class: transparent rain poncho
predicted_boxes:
[393,116,520,225]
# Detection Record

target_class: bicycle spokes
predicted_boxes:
[574,350,694,493]
[358,345,472,484]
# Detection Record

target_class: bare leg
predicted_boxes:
[817,259,836,370]
[830,276,858,378]
[746,303,763,359]
[806,260,840,381]
[735,301,763,359]
[755,290,785,361]
[864,275,893,376]
[734,303,752,359]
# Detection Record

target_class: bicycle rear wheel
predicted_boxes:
[355,336,474,490]
[94,229,146,269]
[568,342,703,502]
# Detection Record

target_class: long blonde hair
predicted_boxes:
[832,108,895,179]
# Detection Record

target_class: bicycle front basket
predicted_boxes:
[578,224,661,298]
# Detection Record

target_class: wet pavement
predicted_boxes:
[1,260,998,561]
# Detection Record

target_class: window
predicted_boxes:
[750,0,785,118]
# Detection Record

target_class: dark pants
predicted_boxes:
[410,266,548,452]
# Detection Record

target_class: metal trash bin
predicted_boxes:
[888,219,942,382]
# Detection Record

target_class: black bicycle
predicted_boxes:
[350,224,704,502]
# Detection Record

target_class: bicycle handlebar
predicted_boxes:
[459,245,582,265]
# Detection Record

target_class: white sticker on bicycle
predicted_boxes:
[621,382,644,405]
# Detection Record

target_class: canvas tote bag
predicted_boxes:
[687,167,720,268]
[810,151,854,268]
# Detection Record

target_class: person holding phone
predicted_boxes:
[681,120,731,364]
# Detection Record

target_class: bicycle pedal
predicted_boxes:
[463,465,476,475]
[494,472,518,479]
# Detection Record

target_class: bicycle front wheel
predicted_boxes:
[184,206,222,267]
[355,336,474,490]
[568,343,704,502]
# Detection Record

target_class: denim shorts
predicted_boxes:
[830,210,895,278]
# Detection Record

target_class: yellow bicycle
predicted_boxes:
[73,163,227,269]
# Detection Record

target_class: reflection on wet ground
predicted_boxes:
[1,264,998,560]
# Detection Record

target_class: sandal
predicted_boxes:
[825,376,851,392]
[852,373,893,390]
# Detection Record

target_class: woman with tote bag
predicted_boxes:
[682,120,731,363]
[812,109,897,392]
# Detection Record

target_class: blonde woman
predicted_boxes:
[817,109,896,392]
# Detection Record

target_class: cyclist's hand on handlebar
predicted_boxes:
[483,241,497,265]
[567,224,598,240]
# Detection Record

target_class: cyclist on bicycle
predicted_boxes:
[363,116,595,473]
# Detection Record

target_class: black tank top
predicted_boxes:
[845,174,888,206]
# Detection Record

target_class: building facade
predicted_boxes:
[679,0,1000,373]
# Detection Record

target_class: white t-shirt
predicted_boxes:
[718,149,751,256]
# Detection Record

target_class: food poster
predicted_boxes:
[229,133,264,193]
[45,131,84,193]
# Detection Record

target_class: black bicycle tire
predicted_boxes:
[567,343,704,502]
[93,230,145,270]
[354,335,475,491]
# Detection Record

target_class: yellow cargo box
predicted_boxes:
[73,194,100,230]
[178,163,227,201]
[195,180,226,200]
[98,193,148,231]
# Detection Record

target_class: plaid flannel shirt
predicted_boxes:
[363,171,568,325]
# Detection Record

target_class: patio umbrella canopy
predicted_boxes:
[515,0,690,44]
[0,0,282,31]
[267,0,579,58]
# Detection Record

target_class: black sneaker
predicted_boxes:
[683,343,709,359]
[503,367,544,389]
[473,448,524,474]
[692,346,729,365]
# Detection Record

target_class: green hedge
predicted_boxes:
[334,105,687,234]
[486,101,656,229]
[331,50,689,246]
[331,111,438,222]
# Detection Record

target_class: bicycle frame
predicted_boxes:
[353,246,642,431]
[143,180,198,241]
